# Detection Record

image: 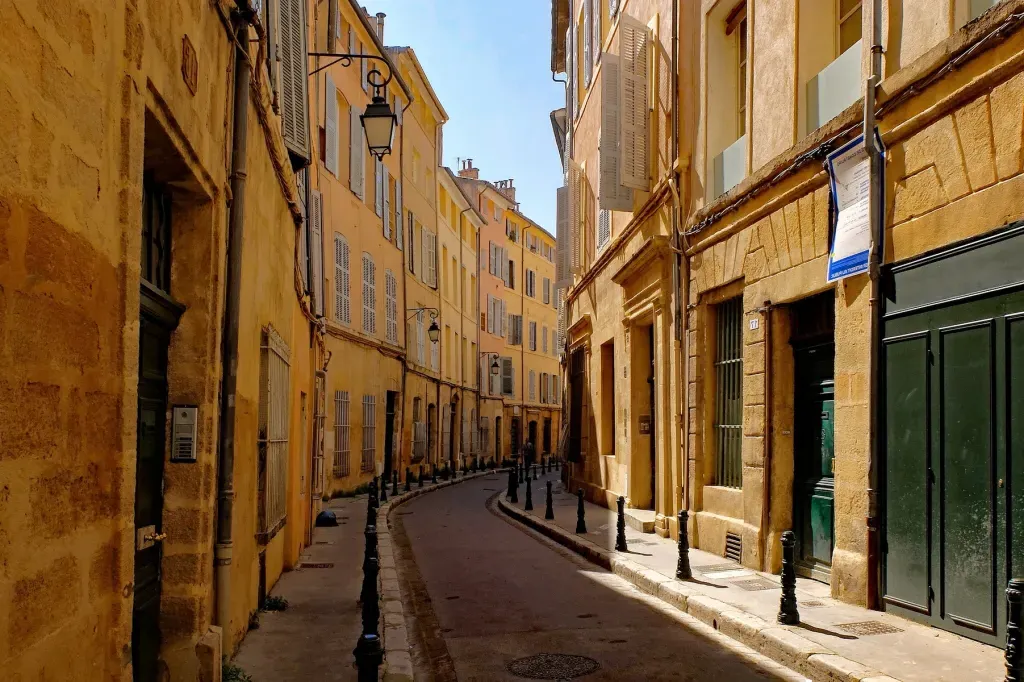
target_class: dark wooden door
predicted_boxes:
[510,417,521,459]
[884,287,1024,645]
[648,329,656,508]
[133,299,174,681]
[793,342,835,582]
[568,347,584,462]
[384,391,397,478]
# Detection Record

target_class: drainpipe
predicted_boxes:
[758,301,774,572]
[434,122,443,467]
[398,96,412,480]
[865,0,884,611]
[668,0,684,527]
[476,212,482,462]
[215,7,253,634]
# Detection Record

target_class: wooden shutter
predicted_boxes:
[592,0,601,69]
[362,254,376,334]
[619,16,651,190]
[334,233,350,324]
[417,312,425,364]
[385,270,397,343]
[297,169,309,288]
[310,190,324,317]
[325,75,339,175]
[556,186,569,284]
[374,159,384,217]
[383,170,391,237]
[279,0,309,161]
[501,357,514,396]
[395,181,403,249]
[598,209,611,250]
[349,106,364,197]
[599,54,633,211]
[568,161,583,273]
[583,0,592,87]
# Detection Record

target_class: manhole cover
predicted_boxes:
[835,620,903,636]
[507,654,600,680]
[699,563,742,574]
[732,578,778,591]
[802,600,827,608]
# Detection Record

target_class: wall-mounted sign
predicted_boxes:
[181,36,198,96]
[638,415,652,435]
[825,131,884,282]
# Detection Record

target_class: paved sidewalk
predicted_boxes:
[501,470,1003,682]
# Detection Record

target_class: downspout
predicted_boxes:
[758,301,774,571]
[865,0,884,611]
[668,0,684,528]
[216,7,252,634]
[398,96,412,480]
[434,122,443,467]
[475,213,482,464]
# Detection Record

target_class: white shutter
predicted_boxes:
[592,0,601,69]
[362,254,376,334]
[383,170,391,238]
[279,0,309,161]
[500,299,507,338]
[543,326,548,353]
[310,190,324,317]
[556,186,569,284]
[568,161,583,273]
[325,75,339,176]
[583,0,592,87]
[385,270,397,343]
[599,54,633,211]
[619,16,651,190]
[395,181,403,249]
[334,233,351,324]
[417,312,425,364]
[361,43,369,93]
[610,0,619,17]
[375,159,384,217]
[350,106,364,197]
[598,209,611,250]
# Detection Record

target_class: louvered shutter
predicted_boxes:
[416,312,425,364]
[599,54,634,211]
[592,0,601,69]
[361,43,369,93]
[374,160,383,216]
[568,161,583,273]
[383,170,391,237]
[610,0,619,17]
[350,106,363,197]
[583,0,592,87]
[556,186,569,284]
[279,0,309,161]
[620,16,651,190]
[362,254,376,334]
[334,234,351,324]
[395,181,403,249]
[310,190,325,316]
[385,270,397,343]
[598,209,611,250]
[500,299,507,338]
[297,170,309,288]
[325,75,339,175]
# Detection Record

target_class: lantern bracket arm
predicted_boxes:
[307,52,394,92]
[406,307,439,322]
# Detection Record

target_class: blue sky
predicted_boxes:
[374,0,564,232]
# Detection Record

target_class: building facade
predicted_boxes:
[554,0,1024,649]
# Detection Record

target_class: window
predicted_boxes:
[509,314,523,346]
[395,181,403,250]
[529,370,537,401]
[431,329,439,370]
[309,190,325,316]
[416,311,425,364]
[838,0,862,54]
[601,341,615,455]
[529,321,537,351]
[362,253,376,334]
[385,270,398,344]
[423,231,437,288]
[407,212,416,273]
[526,269,536,297]
[737,12,748,136]
[714,297,743,488]
[361,394,376,472]
[412,397,426,461]
[582,0,594,87]
[597,209,611,251]
[500,356,514,396]
[333,390,350,477]
[540,372,548,403]
[141,174,172,292]
[279,0,309,162]
[542,326,549,354]
[258,325,291,540]
[324,78,339,175]
[543,277,551,304]
[334,234,350,324]
[508,260,516,290]
[479,416,490,456]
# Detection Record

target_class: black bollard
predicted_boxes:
[1007,579,1024,681]
[392,470,399,496]
[525,476,534,511]
[507,467,515,497]
[378,474,387,503]
[532,464,538,481]
[615,496,628,552]
[541,458,546,475]
[418,465,424,488]
[778,530,800,625]
[545,481,555,520]
[431,463,437,484]
[353,523,383,681]
[675,509,692,579]
[510,473,519,504]
[575,488,587,534]
[404,467,411,493]
[519,462,524,484]
[366,479,378,526]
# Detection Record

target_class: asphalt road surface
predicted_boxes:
[393,473,805,682]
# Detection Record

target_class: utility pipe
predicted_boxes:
[668,0,684,528]
[865,0,884,611]
[758,301,774,572]
[216,6,253,634]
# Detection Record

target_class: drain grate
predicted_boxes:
[725,532,743,562]
[835,620,904,636]
[732,578,778,591]
[297,562,334,569]
[507,654,600,680]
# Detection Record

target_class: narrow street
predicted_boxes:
[392,472,804,681]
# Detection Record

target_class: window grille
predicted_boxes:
[334,390,350,477]
[142,174,172,292]
[361,394,376,472]
[258,326,290,541]
[714,297,743,488]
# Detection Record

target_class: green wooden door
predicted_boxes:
[884,288,1024,645]
[794,343,835,581]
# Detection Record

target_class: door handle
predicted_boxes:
[145,532,168,543]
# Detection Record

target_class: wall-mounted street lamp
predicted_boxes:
[407,307,440,344]
[309,51,397,159]
[480,351,500,377]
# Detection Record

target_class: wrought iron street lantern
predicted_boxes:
[360,94,396,159]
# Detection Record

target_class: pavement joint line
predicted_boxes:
[496,495,897,682]
[375,469,507,682]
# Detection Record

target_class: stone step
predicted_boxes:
[624,508,656,533]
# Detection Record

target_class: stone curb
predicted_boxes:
[374,468,507,682]
[497,497,902,682]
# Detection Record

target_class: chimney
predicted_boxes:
[458,158,479,180]
[495,178,516,203]
[375,12,385,41]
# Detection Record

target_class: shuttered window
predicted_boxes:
[423,231,437,288]
[583,0,593,87]
[383,171,391,238]
[361,394,376,472]
[407,212,416,273]
[325,76,339,175]
[556,186,569,284]
[597,209,611,251]
[568,161,583,273]
[334,233,350,324]
[395,181,403,249]
[279,0,309,161]
[714,297,743,488]
[529,370,537,401]
[619,16,651,191]
[374,159,384,217]
[529,321,537,351]
[542,326,549,354]
[362,253,376,334]
[417,311,425,364]
[501,356,514,396]
[258,326,290,540]
[310,190,325,317]
[333,390,350,477]
[543,277,551,304]
[599,53,633,211]
[349,105,364,198]
[385,269,398,343]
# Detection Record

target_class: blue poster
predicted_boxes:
[825,133,881,282]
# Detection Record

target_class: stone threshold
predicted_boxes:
[496,495,1002,682]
